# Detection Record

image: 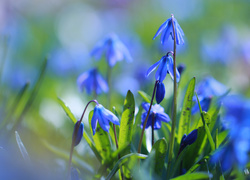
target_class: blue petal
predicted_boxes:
[155,56,168,82]
[167,56,180,83]
[153,19,170,40]
[118,42,133,63]
[100,105,120,125]
[96,73,109,94]
[154,119,162,129]
[151,104,164,113]
[142,102,150,112]
[97,107,110,132]
[156,82,165,104]
[161,25,171,44]
[91,108,99,135]
[180,134,187,145]
[140,112,147,129]
[156,112,170,123]
[90,37,108,59]
[77,71,90,92]
[146,60,161,77]
[184,129,198,145]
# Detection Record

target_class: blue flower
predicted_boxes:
[77,68,109,95]
[141,102,170,130]
[191,97,212,115]
[177,63,186,76]
[156,82,165,104]
[91,33,132,67]
[72,121,84,146]
[211,95,250,171]
[192,76,228,114]
[178,129,198,154]
[146,55,180,83]
[153,15,184,45]
[195,76,228,101]
[91,104,120,135]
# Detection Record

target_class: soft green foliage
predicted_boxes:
[138,90,151,103]
[118,90,135,178]
[151,138,168,176]
[170,172,212,180]
[178,77,196,143]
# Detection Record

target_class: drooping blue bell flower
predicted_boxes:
[178,129,198,154]
[77,68,109,95]
[141,102,170,130]
[153,15,184,45]
[156,82,165,104]
[72,121,84,146]
[146,55,180,83]
[91,33,132,67]
[91,104,120,135]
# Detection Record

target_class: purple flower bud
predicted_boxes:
[72,121,84,146]
[156,82,165,104]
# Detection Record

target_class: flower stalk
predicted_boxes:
[67,100,98,179]
[168,14,178,169]
[138,80,159,154]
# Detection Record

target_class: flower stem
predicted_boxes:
[138,80,159,154]
[167,14,177,170]
[152,113,155,146]
[67,100,99,179]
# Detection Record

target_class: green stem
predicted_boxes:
[138,80,158,154]
[107,65,112,109]
[168,14,177,169]
[67,100,98,179]
[152,113,155,146]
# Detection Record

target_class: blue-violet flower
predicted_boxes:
[91,33,132,67]
[141,102,170,130]
[153,15,184,45]
[146,55,180,83]
[77,68,109,95]
[91,104,120,135]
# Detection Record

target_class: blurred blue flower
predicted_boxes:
[192,76,228,114]
[91,104,120,135]
[141,102,170,130]
[177,63,186,76]
[178,129,198,154]
[153,15,184,45]
[195,77,228,101]
[146,55,180,83]
[91,33,132,67]
[72,120,84,146]
[77,68,109,95]
[211,95,250,171]
[191,97,212,115]
[156,82,165,104]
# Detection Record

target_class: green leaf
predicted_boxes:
[178,77,196,144]
[118,90,135,178]
[11,57,47,131]
[138,90,151,103]
[196,112,211,129]
[105,153,147,180]
[151,138,168,176]
[89,110,111,163]
[58,98,77,123]
[15,131,31,163]
[170,172,212,180]
[58,98,101,162]
[218,130,229,146]
[195,93,215,151]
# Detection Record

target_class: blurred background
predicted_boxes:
[0,0,250,178]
